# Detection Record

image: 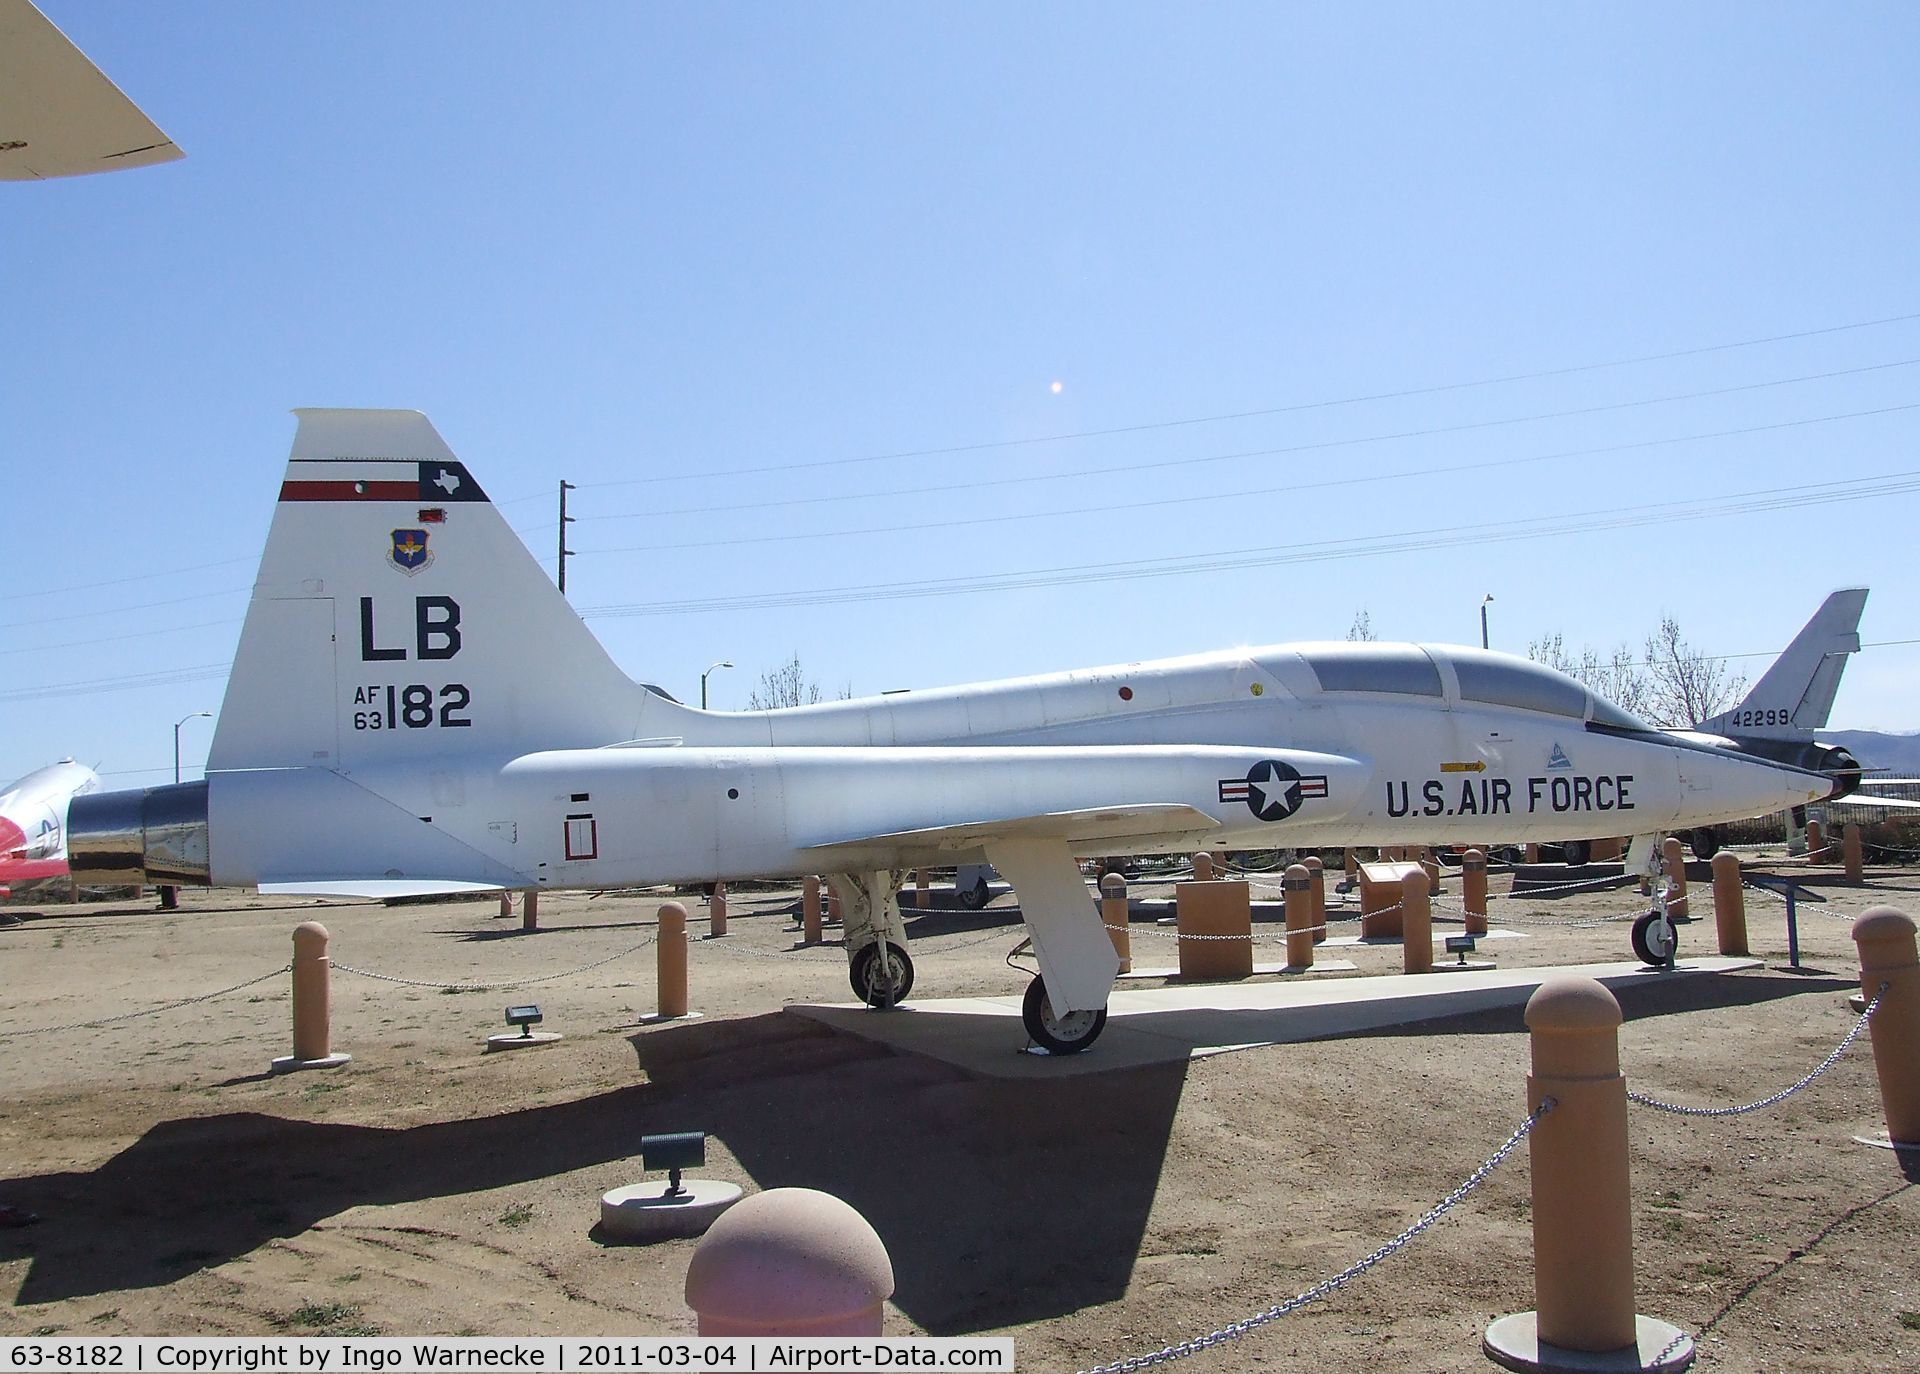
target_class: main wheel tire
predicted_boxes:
[850,940,914,1008]
[1631,910,1677,967]
[1021,975,1107,1055]
[1561,840,1592,866]
[1689,827,1721,862]
[957,876,991,910]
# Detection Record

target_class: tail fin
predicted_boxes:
[207,410,654,773]
[1701,588,1868,739]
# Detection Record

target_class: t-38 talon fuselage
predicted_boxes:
[68,410,1840,1054]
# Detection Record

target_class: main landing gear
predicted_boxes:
[828,871,916,1011]
[850,940,914,1008]
[1022,974,1108,1054]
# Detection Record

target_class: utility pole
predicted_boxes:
[558,480,576,595]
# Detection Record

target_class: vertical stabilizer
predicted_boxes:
[207,410,654,774]
[1701,588,1868,738]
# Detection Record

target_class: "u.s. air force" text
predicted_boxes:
[1385,774,1633,818]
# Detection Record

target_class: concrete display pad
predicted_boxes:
[1484,1312,1695,1372]
[790,957,1761,1079]
[484,1031,562,1052]
[268,1052,351,1073]
[1116,958,1359,981]
[599,1179,743,1242]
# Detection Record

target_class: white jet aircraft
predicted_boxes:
[0,759,99,899]
[1669,588,1920,827]
[68,410,1843,1053]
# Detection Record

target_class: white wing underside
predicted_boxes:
[798,802,1223,863]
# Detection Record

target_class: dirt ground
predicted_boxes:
[2,853,1916,1372]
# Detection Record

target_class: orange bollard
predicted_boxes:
[1283,863,1314,970]
[1843,823,1864,884]
[802,876,823,945]
[827,884,843,926]
[685,1188,893,1336]
[1401,867,1432,974]
[1806,818,1826,861]
[1192,850,1215,881]
[1850,907,1920,1150]
[522,888,539,933]
[1485,978,1692,1369]
[1462,848,1488,937]
[709,881,728,937]
[274,922,351,1072]
[915,868,929,909]
[1525,842,1541,864]
[1660,837,1688,921]
[657,901,689,1019]
[1343,847,1358,889]
[496,890,515,920]
[1304,855,1327,944]
[1100,873,1131,974]
[1710,852,1748,956]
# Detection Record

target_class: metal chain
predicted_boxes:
[0,963,292,1037]
[1627,985,1886,1118]
[335,935,658,990]
[1076,1100,1554,1374]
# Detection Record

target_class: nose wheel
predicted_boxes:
[1632,909,1677,968]
[850,940,914,1009]
[1021,975,1108,1054]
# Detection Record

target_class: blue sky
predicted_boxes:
[5,2,1918,789]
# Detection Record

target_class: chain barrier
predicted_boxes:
[334,934,658,990]
[1076,1099,1554,1374]
[0,963,292,1037]
[1433,893,1642,929]
[1626,984,1886,1118]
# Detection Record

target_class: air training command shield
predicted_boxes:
[389,528,433,575]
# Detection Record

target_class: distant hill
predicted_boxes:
[1820,730,1920,777]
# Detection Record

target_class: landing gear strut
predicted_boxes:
[1021,974,1108,1054]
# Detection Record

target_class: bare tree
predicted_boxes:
[1529,619,1734,725]
[747,653,825,710]
[1641,616,1745,728]
[1347,609,1376,642]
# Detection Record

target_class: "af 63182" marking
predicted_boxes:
[351,683,472,730]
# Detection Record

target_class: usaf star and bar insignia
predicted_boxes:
[1218,759,1329,822]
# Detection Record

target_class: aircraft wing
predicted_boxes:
[1827,794,1920,812]
[259,879,509,900]
[798,802,1224,864]
[0,0,184,180]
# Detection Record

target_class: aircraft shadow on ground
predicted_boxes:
[1,1012,1187,1333]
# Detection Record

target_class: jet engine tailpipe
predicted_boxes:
[67,781,210,886]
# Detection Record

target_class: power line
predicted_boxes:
[579,471,1920,619]
[574,358,1920,523]
[565,309,1920,490]
[577,401,1920,557]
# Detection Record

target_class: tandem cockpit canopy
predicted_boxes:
[1283,643,1653,731]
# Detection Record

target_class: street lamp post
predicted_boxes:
[174,711,212,784]
[1480,594,1494,650]
[165,711,212,910]
[701,660,734,711]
